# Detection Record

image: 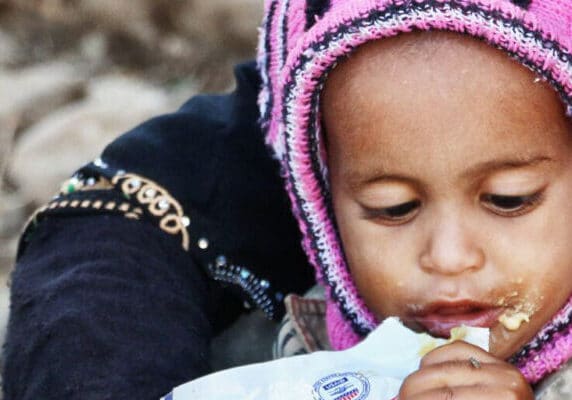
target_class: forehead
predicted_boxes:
[321,31,571,180]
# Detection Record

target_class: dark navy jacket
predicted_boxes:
[2,62,314,399]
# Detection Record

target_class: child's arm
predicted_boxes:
[399,341,533,399]
[2,214,215,399]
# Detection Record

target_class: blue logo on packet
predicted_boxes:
[313,372,370,400]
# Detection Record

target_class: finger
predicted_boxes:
[400,362,528,398]
[420,341,499,368]
[401,384,533,400]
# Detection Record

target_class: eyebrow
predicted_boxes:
[348,171,417,191]
[460,155,555,180]
[348,155,554,190]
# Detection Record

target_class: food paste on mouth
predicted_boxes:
[418,325,469,357]
[499,311,530,331]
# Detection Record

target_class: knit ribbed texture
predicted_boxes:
[510,295,572,384]
[257,0,572,385]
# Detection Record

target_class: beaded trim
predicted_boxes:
[207,255,284,319]
[31,197,144,222]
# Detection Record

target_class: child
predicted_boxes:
[260,0,572,397]
[3,0,571,399]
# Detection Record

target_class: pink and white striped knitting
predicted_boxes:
[257,0,572,385]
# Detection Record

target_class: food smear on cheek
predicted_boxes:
[496,292,540,332]
[499,311,530,331]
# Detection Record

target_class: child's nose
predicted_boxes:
[418,216,485,275]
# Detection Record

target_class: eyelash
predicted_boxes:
[362,191,544,224]
[362,200,421,225]
[480,191,544,217]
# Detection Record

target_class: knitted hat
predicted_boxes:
[257,0,572,384]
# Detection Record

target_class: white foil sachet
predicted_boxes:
[161,317,489,400]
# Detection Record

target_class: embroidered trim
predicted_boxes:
[60,176,114,194]
[111,173,191,251]
[30,170,192,252]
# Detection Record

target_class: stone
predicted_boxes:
[0,61,86,133]
[0,268,9,361]
[0,29,18,67]
[11,0,263,51]
[11,0,163,45]
[0,190,29,238]
[0,113,17,181]
[172,0,263,55]
[8,74,172,204]
[0,237,18,276]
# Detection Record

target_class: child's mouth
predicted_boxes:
[409,301,503,338]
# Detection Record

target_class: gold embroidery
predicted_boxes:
[124,212,141,220]
[25,173,191,253]
[112,173,190,251]
[26,197,143,230]
[60,176,114,195]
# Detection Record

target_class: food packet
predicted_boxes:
[161,317,489,400]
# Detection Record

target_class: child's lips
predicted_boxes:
[409,301,503,338]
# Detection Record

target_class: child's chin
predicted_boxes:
[489,325,529,359]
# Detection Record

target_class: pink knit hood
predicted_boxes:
[257,0,572,384]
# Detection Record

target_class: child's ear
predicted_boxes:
[510,0,532,9]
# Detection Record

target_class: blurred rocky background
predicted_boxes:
[0,0,263,392]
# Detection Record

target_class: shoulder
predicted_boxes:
[100,61,263,206]
[19,61,314,320]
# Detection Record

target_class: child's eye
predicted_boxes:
[363,200,421,224]
[480,192,543,216]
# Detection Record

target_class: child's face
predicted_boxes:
[323,32,572,359]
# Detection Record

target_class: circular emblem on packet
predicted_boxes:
[312,372,371,400]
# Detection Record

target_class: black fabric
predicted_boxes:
[4,215,214,399]
[510,0,532,9]
[97,61,314,302]
[306,0,331,29]
[2,61,315,399]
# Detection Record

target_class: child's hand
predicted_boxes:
[399,341,533,399]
